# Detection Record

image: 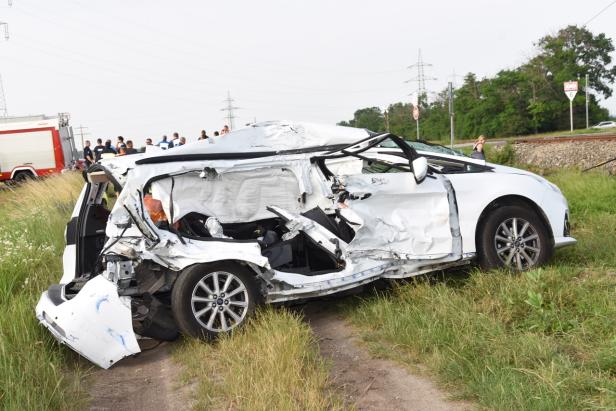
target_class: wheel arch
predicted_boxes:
[475,194,554,253]
[11,166,37,180]
[173,258,269,294]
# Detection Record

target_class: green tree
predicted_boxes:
[337,107,385,131]
[339,25,615,140]
[536,25,616,98]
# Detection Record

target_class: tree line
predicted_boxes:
[338,26,616,141]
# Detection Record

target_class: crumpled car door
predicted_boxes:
[339,171,458,261]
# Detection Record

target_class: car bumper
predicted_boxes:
[35,275,140,369]
[554,236,577,249]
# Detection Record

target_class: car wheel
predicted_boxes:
[13,171,34,184]
[478,205,551,271]
[171,262,262,339]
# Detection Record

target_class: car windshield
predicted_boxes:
[378,138,467,157]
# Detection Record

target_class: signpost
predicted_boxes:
[448,82,454,149]
[412,105,420,140]
[564,81,578,132]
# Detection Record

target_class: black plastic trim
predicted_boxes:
[134,144,350,165]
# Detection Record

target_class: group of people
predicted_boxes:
[83,125,233,167]
[83,137,138,166]
[196,125,230,141]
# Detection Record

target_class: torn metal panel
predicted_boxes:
[35,275,140,369]
[343,173,453,259]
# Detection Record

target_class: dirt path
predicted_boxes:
[304,304,472,411]
[87,341,194,411]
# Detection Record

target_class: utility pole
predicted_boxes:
[449,69,463,88]
[74,125,90,150]
[585,74,589,129]
[0,22,9,117]
[405,49,436,139]
[0,74,7,117]
[0,22,8,41]
[405,49,436,104]
[384,109,390,132]
[220,90,240,130]
[448,82,454,149]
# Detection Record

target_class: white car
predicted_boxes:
[591,121,616,129]
[35,121,576,368]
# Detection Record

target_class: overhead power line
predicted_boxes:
[405,49,436,105]
[0,74,7,117]
[584,0,616,26]
[0,22,8,117]
[221,91,240,130]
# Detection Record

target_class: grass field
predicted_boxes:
[345,169,616,410]
[0,173,86,410]
[0,173,343,410]
[2,159,614,410]
[174,308,345,410]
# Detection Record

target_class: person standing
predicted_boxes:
[141,138,153,153]
[116,136,127,151]
[171,132,180,147]
[101,139,117,158]
[125,140,138,155]
[93,138,105,162]
[83,140,94,168]
[158,135,173,150]
[471,135,486,160]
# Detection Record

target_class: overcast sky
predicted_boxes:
[1,0,615,145]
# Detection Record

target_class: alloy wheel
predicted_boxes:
[190,271,249,332]
[493,217,542,270]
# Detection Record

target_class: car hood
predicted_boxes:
[486,162,561,193]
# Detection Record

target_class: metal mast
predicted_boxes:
[0,74,7,117]
[0,22,9,117]
[220,90,240,130]
[405,49,436,105]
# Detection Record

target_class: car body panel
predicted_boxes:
[35,275,140,369]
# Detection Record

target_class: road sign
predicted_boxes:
[412,105,420,121]
[564,81,578,101]
[564,81,578,131]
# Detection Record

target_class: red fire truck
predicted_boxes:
[0,113,78,183]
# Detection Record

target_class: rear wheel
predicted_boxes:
[171,262,262,339]
[12,171,35,184]
[478,205,551,271]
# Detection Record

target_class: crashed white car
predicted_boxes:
[36,121,575,368]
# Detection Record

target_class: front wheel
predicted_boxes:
[478,205,551,271]
[171,262,262,339]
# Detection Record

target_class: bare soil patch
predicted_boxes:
[87,341,194,411]
[303,303,473,411]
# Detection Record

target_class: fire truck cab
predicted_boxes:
[0,113,78,182]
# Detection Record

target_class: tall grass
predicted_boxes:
[174,308,345,410]
[0,173,86,410]
[345,169,616,410]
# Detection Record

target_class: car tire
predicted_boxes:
[478,205,551,271]
[171,262,262,340]
[13,171,35,184]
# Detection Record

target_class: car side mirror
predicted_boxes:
[412,156,428,183]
